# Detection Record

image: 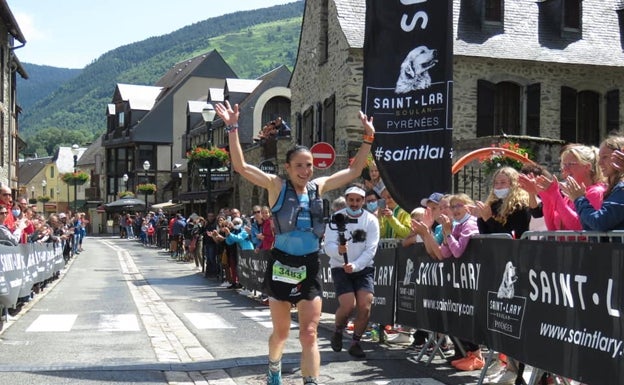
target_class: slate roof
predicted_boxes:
[335,0,366,48]
[0,0,26,43]
[334,0,624,67]
[208,88,224,103]
[131,50,237,144]
[51,146,87,174]
[156,52,212,90]
[18,157,51,185]
[116,84,163,111]
[225,78,262,94]
[77,134,102,166]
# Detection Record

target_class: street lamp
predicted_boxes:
[31,185,34,200]
[122,173,129,192]
[71,144,80,214]
[41,179,47,215]
[143,160,150,213]
[201,103,216,213]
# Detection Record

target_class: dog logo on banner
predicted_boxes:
[403,258,415,285]
[497,261,518,299]
[395,45,438,93]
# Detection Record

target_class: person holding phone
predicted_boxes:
[378,188,411,239]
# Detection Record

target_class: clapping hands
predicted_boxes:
[560,176,586,201]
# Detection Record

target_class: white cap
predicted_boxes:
[345,186,366,197]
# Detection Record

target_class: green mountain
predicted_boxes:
[17,64,82,111]
[18,1,304,157]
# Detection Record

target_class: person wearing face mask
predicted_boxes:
[474,167,531,238]
[473,167,530,383]
[324,185,380,359]
[223,216,254,289]
[439,194,479,259]
[364,190,380,215]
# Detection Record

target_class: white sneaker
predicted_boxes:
[484,368,517,384]
[220,282,230,287]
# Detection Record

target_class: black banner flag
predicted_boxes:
[363,0,453,211]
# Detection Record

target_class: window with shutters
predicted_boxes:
[318,0,329,65]
[315,102,323,143]
[322,95,336,147]
[563,0,581,30]
[301,107,314,148]
[477,80,539,137]
[484,0,503,23]
[606,90,620,135]
[560,87,602,145]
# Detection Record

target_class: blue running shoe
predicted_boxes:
[267,369,282,385]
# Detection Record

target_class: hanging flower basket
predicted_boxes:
[186,146,229,168]
[136,183,157,195]
[479,141,534,176]
[61,170,90,186]
[118,191,135,198]
[37,196,51,203]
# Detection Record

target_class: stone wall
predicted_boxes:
[453,56,624,141]
[289,0,367,204]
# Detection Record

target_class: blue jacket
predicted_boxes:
[575,181,624,231]
[225,228,254,250]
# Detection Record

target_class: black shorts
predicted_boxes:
[331,266,375,297]
[263,248,323,304]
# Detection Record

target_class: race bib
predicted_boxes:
[272,260,307,284]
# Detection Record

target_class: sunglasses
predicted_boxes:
[0,211,7,215]
[253,211,261,214]
[1,193,11,196]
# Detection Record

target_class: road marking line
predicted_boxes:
[184,313,235,329]
[98,314,141,331]
[26,314,77,332]
[240,309,297,329]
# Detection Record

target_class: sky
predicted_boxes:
[7,0,297,69]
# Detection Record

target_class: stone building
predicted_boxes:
[289,0,624,203]
[0,3,27,191]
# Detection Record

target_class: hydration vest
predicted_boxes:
[272,180,325,239]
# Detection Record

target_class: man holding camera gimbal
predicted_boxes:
[324,185,380,358]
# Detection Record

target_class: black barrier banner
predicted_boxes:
[0,243,64,309]
[238,249,396,326]
[395,239,624,385]
[238,249,268,293]
[320,250,396,326]
[362,0,453,211]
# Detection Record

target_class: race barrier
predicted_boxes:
[0,242,65,310]
[237,234,624,384]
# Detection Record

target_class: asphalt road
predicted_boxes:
[0,236,490,385]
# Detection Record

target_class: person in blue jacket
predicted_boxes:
[563,135,624,231]
[223,216,253,289]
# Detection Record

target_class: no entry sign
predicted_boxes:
[310,142,336,169]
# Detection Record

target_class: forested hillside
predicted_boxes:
[17,64,81,111]
[18,1,303,157]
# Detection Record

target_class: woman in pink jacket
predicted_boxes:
[520,144,604,230]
